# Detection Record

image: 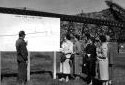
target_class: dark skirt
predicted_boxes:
[86,60,96,77]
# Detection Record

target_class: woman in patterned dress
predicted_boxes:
[59,33,74,82]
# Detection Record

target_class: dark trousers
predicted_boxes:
[86,61,96,84]
[17,61,27,84]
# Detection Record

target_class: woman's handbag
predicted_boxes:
[60,53,66,62]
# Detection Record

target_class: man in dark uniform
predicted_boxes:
[16,31,28,85]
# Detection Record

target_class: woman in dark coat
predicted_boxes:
[85,37,97,85]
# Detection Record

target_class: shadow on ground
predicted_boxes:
[1,70,53,80]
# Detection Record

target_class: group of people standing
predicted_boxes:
[59,33,82,82]
[15,30,114,85]
[59,33,114,85]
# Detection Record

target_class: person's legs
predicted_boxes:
[74,55,80,79]
[91,61,96,84]
[60,59,70,82]
[86,61,91,84]
[95,61,99,79]
[102,81,105,85]
[18,62,27,85]
[109,64,113,85]
[59,62,65,81]
[66,75,69,82]
[102,81,109,85]
[17,62,22,85]
[86,61,96,84]
[60,62,63,73]
[70,59,75,79]
[65,59,70,82]
[106,81,109,85]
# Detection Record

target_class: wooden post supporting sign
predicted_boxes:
[27,52,30,81]
[53,51,56,79]
[0,51,1,83]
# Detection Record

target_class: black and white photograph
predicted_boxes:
[0,0,125,85]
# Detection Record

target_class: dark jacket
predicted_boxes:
[16,37,28,62]
[85,43,97,61]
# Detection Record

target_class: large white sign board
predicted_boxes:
[0,13,60,51]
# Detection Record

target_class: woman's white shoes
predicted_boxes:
[66,76,69,82]
[88,80,92,85]
[59,78,65,81]
[59,76,69,82]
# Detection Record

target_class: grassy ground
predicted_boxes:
[1,51,125,85]
[112,53,125,85]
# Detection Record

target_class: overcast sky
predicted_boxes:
[0,0,125,15]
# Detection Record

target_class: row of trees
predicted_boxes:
[60,8,124,42]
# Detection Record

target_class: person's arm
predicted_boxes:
[20,41,28,61]
[60,43,65,53]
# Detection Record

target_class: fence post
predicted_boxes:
[27,52,30,81]
[0,51,1,83]
[53,51,56,79]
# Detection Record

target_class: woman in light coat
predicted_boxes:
[96,35,109,85]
